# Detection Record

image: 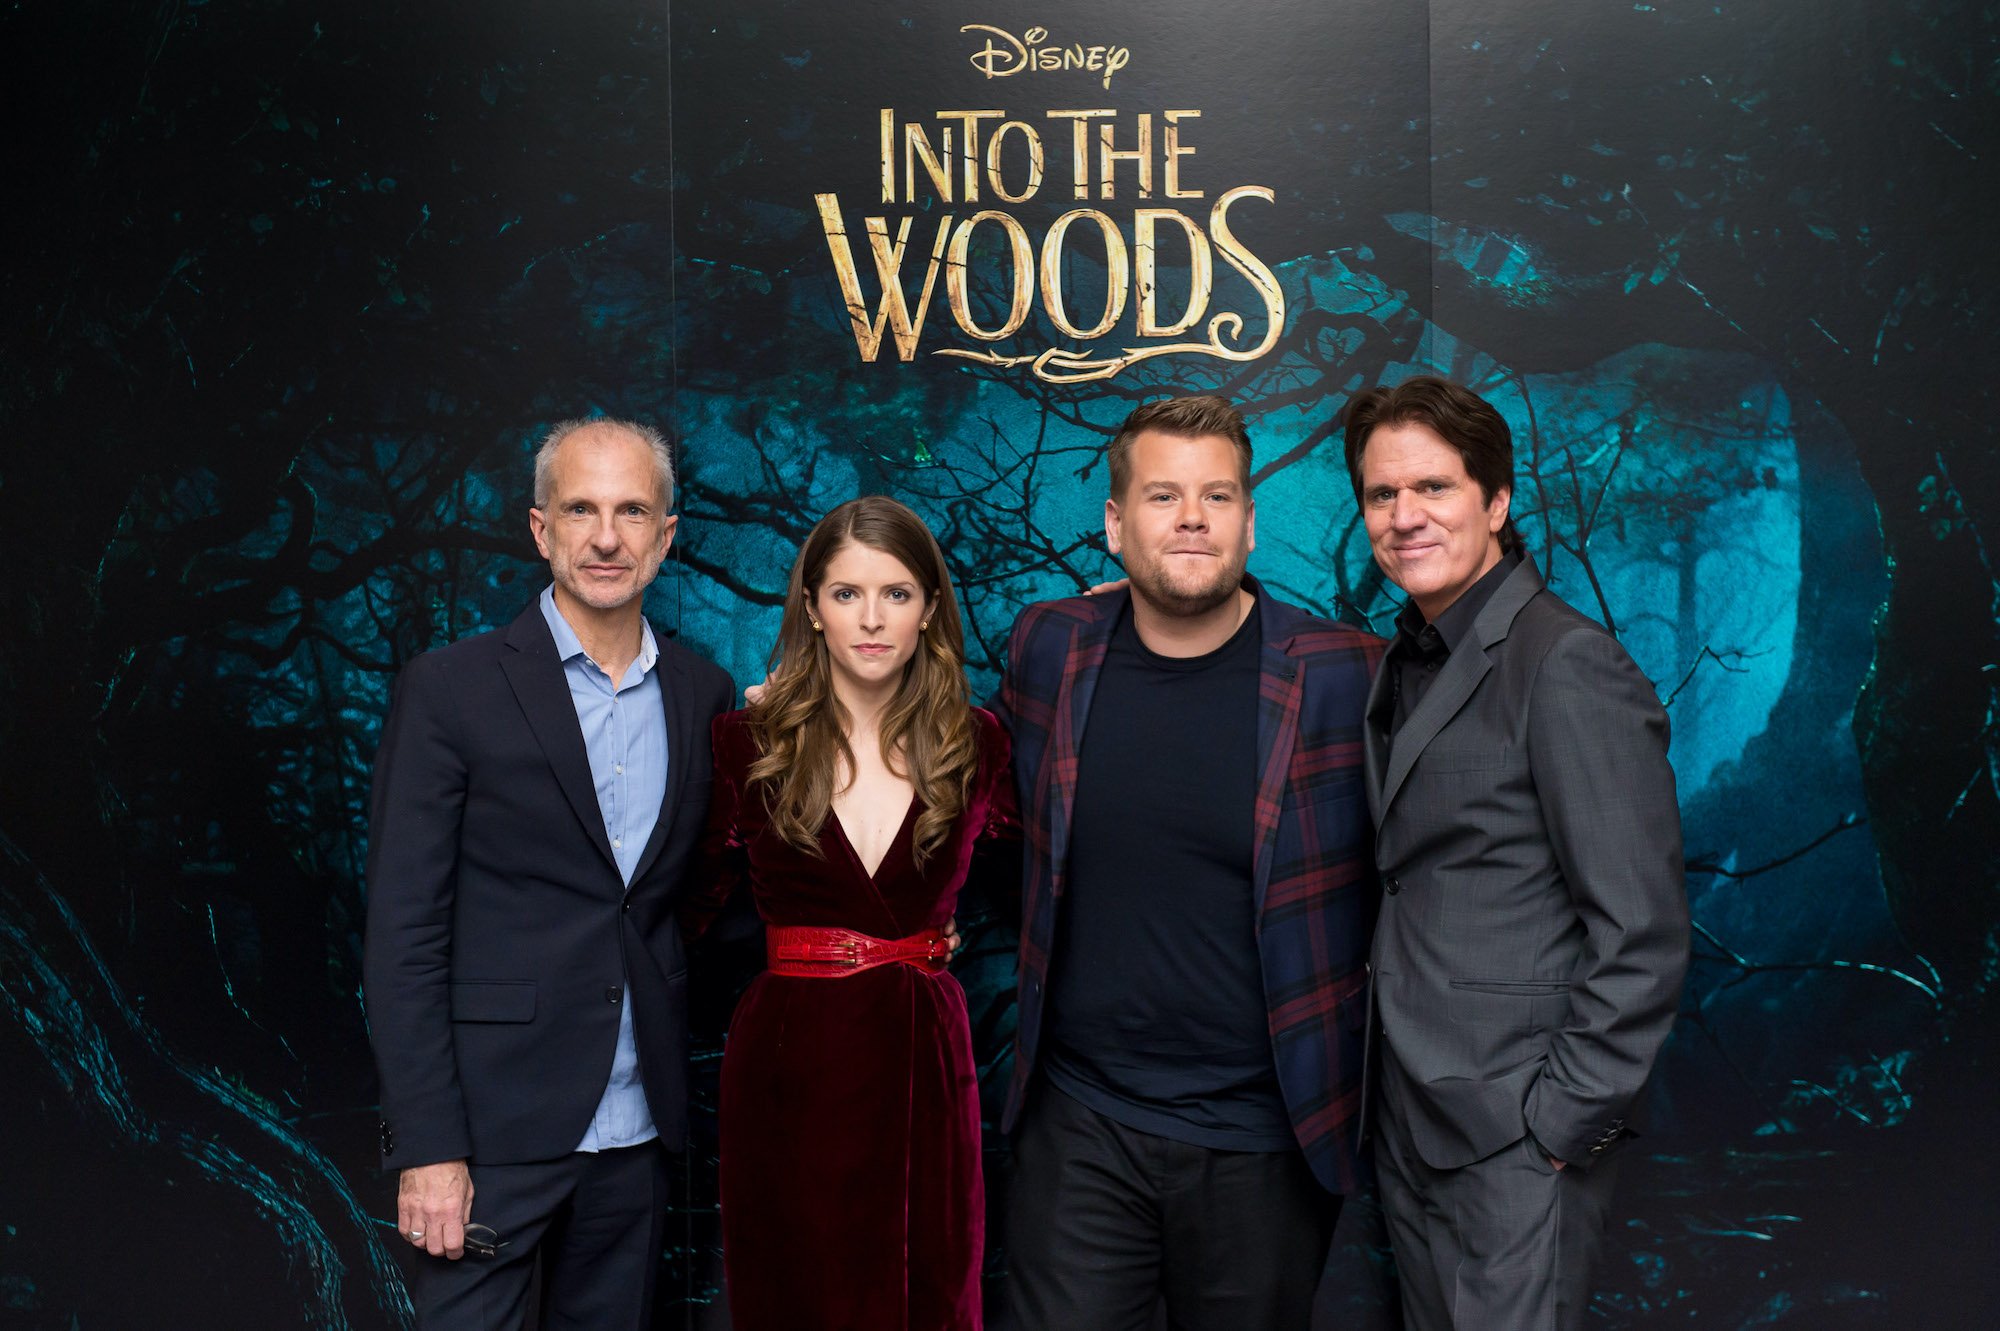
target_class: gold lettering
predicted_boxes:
[1097,113,1153,200]
[1045,109,1114,200]
[1164,110,1201,199]
[1208,185,1285,361]
[985,120,1045,204]
[879,109,895,204]
[935,110,1004,203]
[1039,209,1131,339]
[946,211,1035,340]
[814,194,952,362]
[1134,209,1213,337]
[962,24,1028,79]
[903,122,953,203]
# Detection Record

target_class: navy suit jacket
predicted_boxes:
[363,600,733,1168]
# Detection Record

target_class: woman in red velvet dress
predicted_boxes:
[683,496,1017,1331]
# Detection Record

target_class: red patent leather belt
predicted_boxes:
[765,925,949,978]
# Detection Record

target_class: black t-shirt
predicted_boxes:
[1041,598,1295,1150]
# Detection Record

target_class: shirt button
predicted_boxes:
[1385,876,1402,895]
[605,986,622,1004]
[615,764,624,774]
[613,838,622,849]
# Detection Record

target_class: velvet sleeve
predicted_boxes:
[976,708,1021,846]
[681,710,754,943]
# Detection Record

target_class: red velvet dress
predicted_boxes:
[686,707,1018,1331]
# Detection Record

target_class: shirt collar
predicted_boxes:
[1393,549,1522,657]
[539,583,659,677]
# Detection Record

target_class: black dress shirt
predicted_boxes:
[1388,550,1523,736]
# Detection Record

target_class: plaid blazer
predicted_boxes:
[992,575,1386,1193]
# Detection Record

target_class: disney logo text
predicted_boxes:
[963,24,1131,90]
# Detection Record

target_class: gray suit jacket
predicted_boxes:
[1363,556,1689,1171]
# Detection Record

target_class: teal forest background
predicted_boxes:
[2,0,1996,1326]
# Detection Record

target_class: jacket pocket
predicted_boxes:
[1447,979,1569,1037]
[450,980,537,1023]
[1449,979,1568,996]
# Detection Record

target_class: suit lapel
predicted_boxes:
[631,631,698,884]
[1045,594,1119,899]
[1377,638,1491,817]
[1377,557,1545,818]
[1250,635,1305,921]
[499,606,621,877]
[1363,651,1395,823]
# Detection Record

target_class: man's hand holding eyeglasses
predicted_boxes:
[398,1159,475,1260]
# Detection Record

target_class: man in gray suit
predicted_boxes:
[1344,377,1690,1330]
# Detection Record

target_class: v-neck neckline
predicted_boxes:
[829,793,920,881]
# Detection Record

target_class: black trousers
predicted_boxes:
[1006,1084,1341,1331]
[409,1140,669,1331]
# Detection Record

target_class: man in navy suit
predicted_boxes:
[364,418,733,1330]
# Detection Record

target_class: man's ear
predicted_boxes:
[1104,497,1124,555]
[1486,485,1512,533]
[529,507,552,560]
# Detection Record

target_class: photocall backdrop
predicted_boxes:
[2,1,1995,1326]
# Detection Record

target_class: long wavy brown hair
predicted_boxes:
[747,496,977,867]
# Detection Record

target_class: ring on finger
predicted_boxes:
[409,1229,425,1240]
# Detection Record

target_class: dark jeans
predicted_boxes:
[1006,1084,1340,1331]
[409,1140,669,1331]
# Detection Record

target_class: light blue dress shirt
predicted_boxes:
[539,584,669,1152]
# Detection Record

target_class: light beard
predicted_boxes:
[1128,555,1244,619]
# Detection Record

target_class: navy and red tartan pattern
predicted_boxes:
[991,578,1386,1193]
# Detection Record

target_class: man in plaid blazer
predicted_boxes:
[993,396,1384,1331]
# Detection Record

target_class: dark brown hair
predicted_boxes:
[1107,395,1253,499]
[1342,376,1523,554]
[749,496,977,867]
